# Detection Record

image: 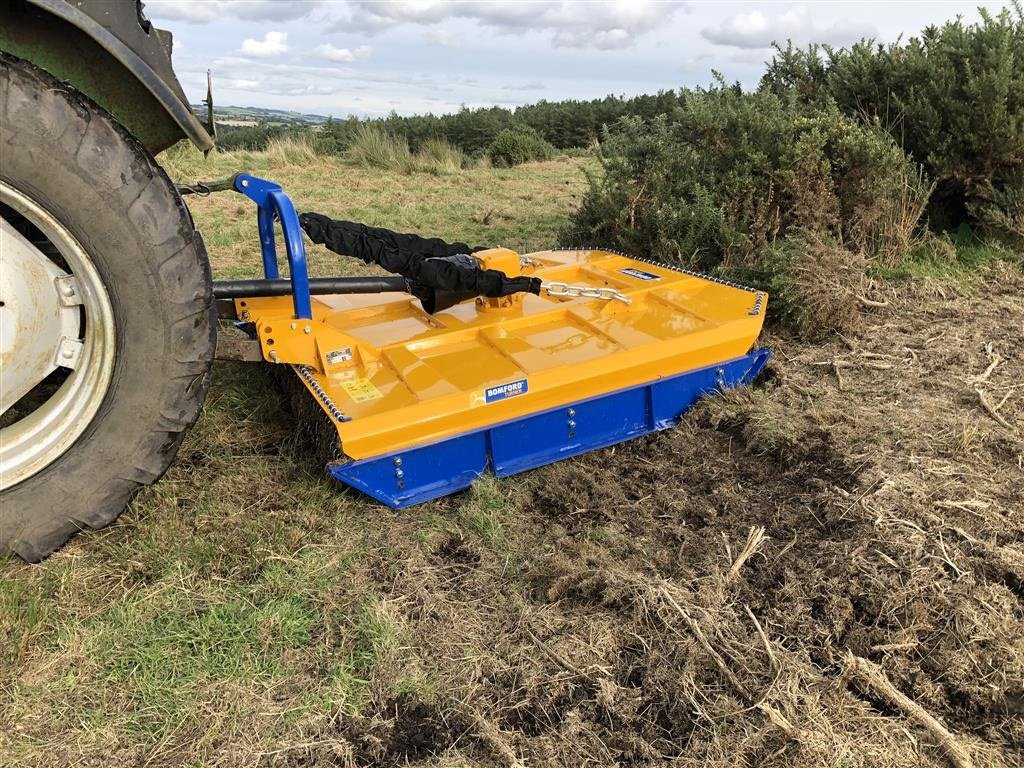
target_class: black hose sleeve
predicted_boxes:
[298,213,541,312]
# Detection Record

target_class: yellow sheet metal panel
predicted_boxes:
[242,249,767,460]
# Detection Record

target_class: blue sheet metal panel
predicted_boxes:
[329,349,771,509]
[649,348,769,428]
[329,431,489,507]
[490,385,651,477]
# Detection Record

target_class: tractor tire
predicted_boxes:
[0,54,215,562]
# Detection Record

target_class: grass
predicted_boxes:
[345,125,469,175]
[161,140,592,280]
[876,224,1020,281]
[0,148,589,766]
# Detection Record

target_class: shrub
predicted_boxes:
[562,86,932,336]
[567,89,928,263]
[760,232,867,339]
[762,3,1024,244]
[486,127,555,167]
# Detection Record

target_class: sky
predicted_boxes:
[144,0,1010,117]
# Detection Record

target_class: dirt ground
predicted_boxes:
[263,264,1024,767]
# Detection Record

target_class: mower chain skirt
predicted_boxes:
[0,54,215,561]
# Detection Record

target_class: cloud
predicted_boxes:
[206,55,445,100]
[145,0,322,24]
[239,31,289,57]
[503,81,546,91]
[424,29,457,47]
[314,44,373,63]
[331,0,683,50]
[701,6,876,50]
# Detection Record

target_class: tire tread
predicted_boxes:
[0,53,214,562]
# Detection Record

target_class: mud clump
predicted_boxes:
[432,531,481,569]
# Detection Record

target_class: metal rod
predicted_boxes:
[213,276,408,299]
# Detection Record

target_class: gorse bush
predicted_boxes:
[564,86,933,336]
[762,2,1024,244]
[566,89,929,266]
[486,127,556,167]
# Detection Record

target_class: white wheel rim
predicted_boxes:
[0,181,116,489]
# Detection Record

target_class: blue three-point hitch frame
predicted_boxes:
[233,173,313,319]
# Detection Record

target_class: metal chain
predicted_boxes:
[175,174,241,197]
[544,281,632,305]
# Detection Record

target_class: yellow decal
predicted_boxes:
[340,378,383,402]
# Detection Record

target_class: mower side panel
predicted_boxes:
[329,349,771,507]
[0,0,213,153]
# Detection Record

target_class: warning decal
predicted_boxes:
[340,378,383,402]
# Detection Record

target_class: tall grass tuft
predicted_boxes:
[158,140,209,179]
[346,123,414,172]
[264,135,323,167]
[416,137,465,175]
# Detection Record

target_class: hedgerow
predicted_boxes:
[486,127,555,167]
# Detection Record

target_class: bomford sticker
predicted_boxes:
[484,379,528,403]
[619,267,660,281]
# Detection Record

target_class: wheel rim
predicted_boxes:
[0,181,116,489]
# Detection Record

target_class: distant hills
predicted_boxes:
[192,105,329,128]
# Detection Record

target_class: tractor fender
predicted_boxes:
[0,0,213,154]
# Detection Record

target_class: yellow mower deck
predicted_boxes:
[237,247,768,506]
